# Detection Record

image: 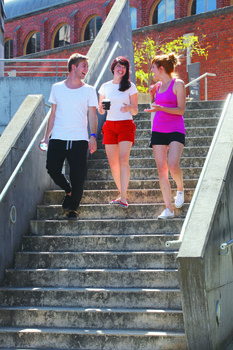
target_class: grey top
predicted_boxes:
[5,0,82,20]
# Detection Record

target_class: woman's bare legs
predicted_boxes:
[153,145,173,212]
[105,141,132,204]
[167,141,184,192]
[153,142,184,211]
[105,144,121,194]
[118,141,132,203]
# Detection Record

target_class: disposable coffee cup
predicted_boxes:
[39,142,48,152]
[103,99,111,110]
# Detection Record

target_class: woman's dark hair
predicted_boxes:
[111,56,131,92]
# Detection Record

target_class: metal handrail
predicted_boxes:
[0,42,121,203]
[220,239,233,255]
[165,93,232,248]
[0,59,67,62]
[185,72,216,101]
[0,109,50,203]
[0,58,68,78]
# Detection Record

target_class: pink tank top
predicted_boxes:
[152,78,185,134]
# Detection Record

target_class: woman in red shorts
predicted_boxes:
[98,56,138,208]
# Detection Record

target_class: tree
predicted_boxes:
[134,34,209,93]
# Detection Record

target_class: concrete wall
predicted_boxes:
[177,94,233,350]
[0,77,63,134]
[0,95,53,284]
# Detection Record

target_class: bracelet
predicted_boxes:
[90,133,97,138]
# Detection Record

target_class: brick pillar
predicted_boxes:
[217,0,230,7]
[40,17,49,51]
[70,9,79,44]
[13,25,22,57]
[175,0,183,19]
[141,0,148,26]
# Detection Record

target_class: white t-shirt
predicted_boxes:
[98,81,137,121]
[49,81,98,141]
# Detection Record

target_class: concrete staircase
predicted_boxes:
[0,100,224,349]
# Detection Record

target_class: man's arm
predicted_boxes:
[88,106,97,154]
[40,103,56,145]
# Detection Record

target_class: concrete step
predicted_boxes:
[0,286,182,308]
[91,146,209,159]
[0,327,188,350]
[134,117,219,129]
[86,166,202,180]
[84,178,198,190]
[29,217,184,235]
[185,100,224,110]
[134,108,221,120]
[138,100,223,111]
[97,126,216,144]
[36,203,189,220]
[15,251,178,269]
[97,135,214,150]
[132,126,216,139]
[97,135,214,149]
[0,306,184,331]
[44,188,194,205]
[88,156,205,169]
[4,268,179,288]
[22,234,180,252]
[0,101,223,350]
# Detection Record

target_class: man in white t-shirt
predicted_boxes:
[40,53,98,220]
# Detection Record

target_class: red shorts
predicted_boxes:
[102,120,136,145]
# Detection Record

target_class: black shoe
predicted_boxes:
[62,194,71,210]
[67,210,78,221]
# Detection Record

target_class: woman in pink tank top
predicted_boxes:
[144,53,186,220]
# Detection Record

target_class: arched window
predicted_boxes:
[83,16,102,41]
[191,0,216,15]
[25,32,40,55]
[53,24,70,48]
[130,7,137,29]
[4,39,13,59]
[152,0,175,24]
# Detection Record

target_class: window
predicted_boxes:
[83,16,102,41]
[54,24,70,48]
[152,0,175,24]
[25,32,40,55]
[4,39,13,58]
[191,0,216,15]
[130,7,137,29]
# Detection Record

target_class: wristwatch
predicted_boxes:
[90,133,97,138]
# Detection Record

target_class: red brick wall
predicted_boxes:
[5,0,108,56]
[133,7,233,101]
[4,1,233,100]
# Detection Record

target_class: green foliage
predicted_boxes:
[134,34,209,93]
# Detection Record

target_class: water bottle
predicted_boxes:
[39,142,48,152]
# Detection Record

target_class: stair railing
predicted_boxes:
[0,41,121,203]
[185,72,216,101]
[0,58,67,77]
[220,239,233,255]
[165,93,232,248]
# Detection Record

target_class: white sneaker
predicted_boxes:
[174,190,184,208]
[158,208,175,220]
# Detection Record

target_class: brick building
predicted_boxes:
[3,0,233,100]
